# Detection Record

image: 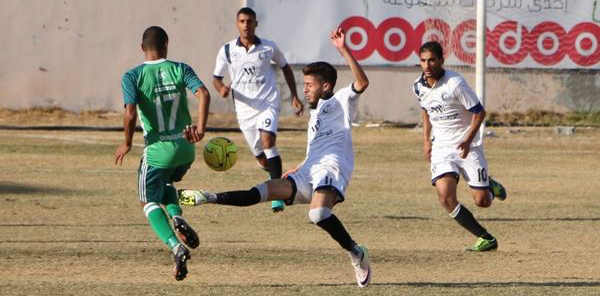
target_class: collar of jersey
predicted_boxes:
[144,58,167,65]
[419,69,446,88]
[236,36,262,47]
[310,92,334,109]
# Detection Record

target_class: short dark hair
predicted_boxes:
[237,7,256,18]
[303,61,337,88]
[419,41,444,59]
[142,26,168,51]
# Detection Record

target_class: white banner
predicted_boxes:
[248,0,600,69]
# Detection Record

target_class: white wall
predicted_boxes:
[1,0,598,124]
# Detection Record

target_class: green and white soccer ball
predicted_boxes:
[203,137,238,171]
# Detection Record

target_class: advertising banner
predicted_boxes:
[248,0,600,68]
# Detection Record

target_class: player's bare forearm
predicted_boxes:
[421,109,432,161]
[330,28,368,92]
[115,104,137,165]
[464,110,486,144]
[421,109,432,144]
[212,77,230,98]
[183,86,211,144]
[282,64,304,116]
[282,64,299,98]
[122,104,137,146]
[340,46,368,92]
[195,86,211,134]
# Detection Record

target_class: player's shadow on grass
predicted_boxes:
[386,281,600,287]
[0,181,82,196]
[382,216,600,222]
[242,281,600,288]
[481,217,600,222]
[383,215,431,220]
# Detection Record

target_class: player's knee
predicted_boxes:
[471,190,491,207]
[474,194,492,208]
[438,194,456,208]
[308,207,332,224]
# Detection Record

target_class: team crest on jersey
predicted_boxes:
[157,69,169,81]
[258,50,268,60]
[441,93,451,101]
[322,104,331,114]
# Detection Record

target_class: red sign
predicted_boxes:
[339,16,600,67]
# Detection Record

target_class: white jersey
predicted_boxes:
[303,84,361,182]
[413,69,484,149]
[214,36,287,120]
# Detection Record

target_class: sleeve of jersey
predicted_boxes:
[271,43,288,68]
[183,64,204,93]
[335,83,361,105]
[121,71,139,105]
[213,46,227,78]
[454,80,482,111]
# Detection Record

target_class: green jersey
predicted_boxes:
[122,59,204,168]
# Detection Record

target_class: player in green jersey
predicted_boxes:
[114,26,210,281]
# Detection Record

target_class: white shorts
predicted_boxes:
[237,107,279,156]
[287,163,348,205]
[430,145,489,189]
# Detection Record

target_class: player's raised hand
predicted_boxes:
[330,28,346,50]
[183,125,205,143]
[291,95,304,116]
[114,143,131,166]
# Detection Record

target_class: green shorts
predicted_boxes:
[138,157,192,204]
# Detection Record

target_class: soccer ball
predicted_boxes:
[203,137,238,171]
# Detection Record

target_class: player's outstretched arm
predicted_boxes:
[114,104,137,166]
[185,86,211,143]
[330,28,369,92]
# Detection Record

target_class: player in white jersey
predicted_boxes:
[414,41,507,252]
[213,7,304,212]
[179,28,371,287]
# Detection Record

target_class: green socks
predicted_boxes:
[165,184,183,218]
[143,202,180,249]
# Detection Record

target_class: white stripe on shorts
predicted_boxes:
[139,152,148,203]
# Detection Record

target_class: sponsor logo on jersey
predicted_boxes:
[430,104,444,114]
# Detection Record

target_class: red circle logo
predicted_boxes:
[376,17,415,61]
[452,19,486,64]
[414,19,452,58]
[339,16,378,61]
[529,21,568,65]
[568,22,600,67]
[488,21,530,65]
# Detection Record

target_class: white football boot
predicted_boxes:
[350,245,372,287]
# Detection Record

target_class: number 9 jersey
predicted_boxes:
[121,59,205,168]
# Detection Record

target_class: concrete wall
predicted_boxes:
[1,0,598,124]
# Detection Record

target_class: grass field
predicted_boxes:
[1,126,599,295]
